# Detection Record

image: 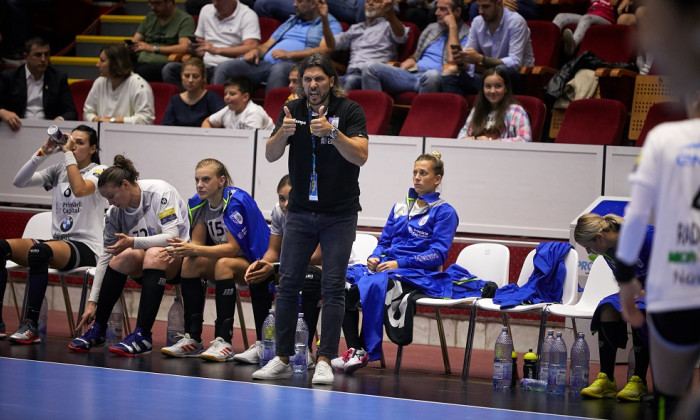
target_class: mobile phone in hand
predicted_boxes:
[189,35,198,43]
[450,44,462,52]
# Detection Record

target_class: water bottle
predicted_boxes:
[291,313,309,374]
[569,332,590,395]
[38,296,48,337]
[511,350,519,388]
[166,297,185,346]
[627,347,635,382]
[260,309,276,367]
[47,125,68,145]
[521,378,548,392]
[538,330,554,380]
[105,300,123,347]
[547,332,568,395]
[493,326,514,389]
[523,349,537,379]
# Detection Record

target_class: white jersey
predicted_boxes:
[89,179,190,303]
[628,119,700,312]
[269,203,286,236]
[208,100,274,130]
[31,161,108,255]
[192,201,228,245]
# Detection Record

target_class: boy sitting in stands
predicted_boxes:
[202,75,274,130]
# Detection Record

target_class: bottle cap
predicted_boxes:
[512,350,517,358]
[524,349,537,360]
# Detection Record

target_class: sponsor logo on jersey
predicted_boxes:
[159,207,177,225]
[60,216,74,232]
[230,211,243,225]
[675,143,700,167]
[161,197,168,205]
[92,168,102,178]
[418,214,430,226]
[63,187,72,197]
[61,201,83,214]
[677,222,700,246]
[294,119,307,126]
[408,225,429,239]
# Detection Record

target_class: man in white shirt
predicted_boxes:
[162,0,261,90]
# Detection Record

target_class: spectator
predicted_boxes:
[160,158,270,361]
[162,0,260,90]
[467,0,539,21]
[252,53,368,385]
[445,0,534,95]
[235,174,322,367]
[553,0,615,57]
[361,0,468,95]
[255,0,364,25]
[457,67,531,142]
[333,151,459,373]
[69,155,189,355]
[202,75,274,129]
[129,0,195,82]
[1,126,106,342]
[287,62,301,101]
[162,57,225,126]
[83,43,155,125]
[574,213,651,402]
[212,0,342,93]
[0,37,77,131]
[320,0,408,90]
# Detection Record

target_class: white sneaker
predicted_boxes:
[331,348,355,373]
[312,360,334,385]
[161,333,203,358]
[252,356,292,380]
[343,348,369,374]
[200,337,235,362]
[307,351,316,370]
[233,341,261,364]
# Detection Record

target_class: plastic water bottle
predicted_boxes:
[105,300,123,347]
[569,332,590,394]
[538,330,554,380]
[547,332,568,395]
[521,378,548,392]
[166,297,184,346]
[291,313,309,374]
[38,296,48,338]
[511,350,519,388]
[523,349,537,379]
[493,326,514,389]
[260,309,276,367]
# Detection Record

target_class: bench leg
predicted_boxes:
[461,301,478,382]
[434,308,451,375]
[59,274,76,336]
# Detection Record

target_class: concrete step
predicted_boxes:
[123,0,186,16]
[50,56,98,80]
[99,15,145,37]
[75,35,131,57]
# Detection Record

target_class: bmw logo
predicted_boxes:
[60,216,74,232]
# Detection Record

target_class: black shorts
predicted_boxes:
[35,239,96,271]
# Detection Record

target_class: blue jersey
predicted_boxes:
[371,189,459,270]
[602,226,654,286]
[188,186,270,262]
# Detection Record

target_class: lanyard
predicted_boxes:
[307,105,317,175]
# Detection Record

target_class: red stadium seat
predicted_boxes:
[399,93,468,138]
[519,21,561,100]
[514,95,547,142]
[555,98,627,145]
[149,82,181,125]
[636,101,687,147]
[69,79,94,121]
[263,87,291,120]
[347,90,394,135]
[206,84,225,100]
[259,17,281,43]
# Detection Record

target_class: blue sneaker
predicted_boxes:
[109,327,153,357]
[69,322,106,352]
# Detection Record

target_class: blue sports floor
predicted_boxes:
[0,357,600,420]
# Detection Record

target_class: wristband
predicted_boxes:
[64,151,78,167]
[153,45,160,54]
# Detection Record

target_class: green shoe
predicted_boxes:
[581,372,618,399]
[616,375,648,402]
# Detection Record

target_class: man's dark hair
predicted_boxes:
[224,75,254,96]
[24,37,49,53]
[297,53,346,98]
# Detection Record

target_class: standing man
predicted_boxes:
[162,0,261,91]
[212,0,341,93]
[319,0,408,90]
[0,37,77,131]
[130,0,195,82]
[253,53,368,385]
[444,0,534,95]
